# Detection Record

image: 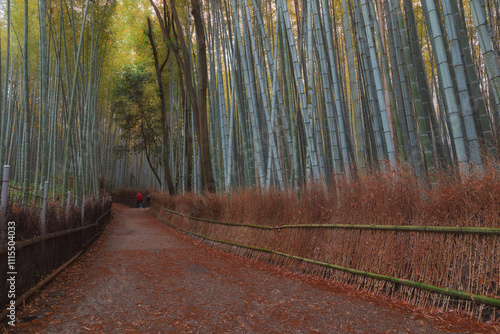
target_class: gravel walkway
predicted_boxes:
[6,204,495,333]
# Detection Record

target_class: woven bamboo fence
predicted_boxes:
[0,201,112,311]
[151,201,500,322]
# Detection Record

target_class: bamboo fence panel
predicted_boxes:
[151,201,500,321]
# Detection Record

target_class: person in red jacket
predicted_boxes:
[136,192,143,208]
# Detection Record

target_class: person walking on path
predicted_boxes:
[136,192,143,208]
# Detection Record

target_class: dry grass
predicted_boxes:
[153,164,500,229]
[150,162,500,322]
[5,197,112,240]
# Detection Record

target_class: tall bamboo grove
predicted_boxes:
[111,0,500,193]
[0,0,116,203]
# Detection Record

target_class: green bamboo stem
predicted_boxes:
[152,201,500,235]
[152,208,500,309]
[152,201,273,229]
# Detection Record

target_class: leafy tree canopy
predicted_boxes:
[112,64,162,160]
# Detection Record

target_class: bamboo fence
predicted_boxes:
[151,201,500,322]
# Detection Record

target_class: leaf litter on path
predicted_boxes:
[4,204,499,333]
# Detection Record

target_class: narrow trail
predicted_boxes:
[8,204,492,333]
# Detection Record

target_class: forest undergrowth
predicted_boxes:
[4,177,112,240]
[4,198,111,241]
[119,160,500,229]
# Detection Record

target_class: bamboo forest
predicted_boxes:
[0,0,499,194]
[1,0,500,329]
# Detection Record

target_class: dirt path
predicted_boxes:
[6,204,495,333]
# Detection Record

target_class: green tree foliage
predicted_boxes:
[112,64,163,186]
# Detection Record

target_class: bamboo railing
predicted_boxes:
[154,203,500,235]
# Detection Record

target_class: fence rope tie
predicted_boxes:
[151,207,500,309]
[151,201,500,235]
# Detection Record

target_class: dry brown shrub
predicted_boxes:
[199,192,223,220]
[152,191,175,210]
[334,168,422,226]
[424,164,500,227]
[6,202,41,240]
[4,196,110,240]
[152,159,500,229]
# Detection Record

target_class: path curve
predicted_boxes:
[7,204,495,333]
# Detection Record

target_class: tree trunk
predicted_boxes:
[191,0,216,192]
[146,17,175,195]
[156,0,215,193]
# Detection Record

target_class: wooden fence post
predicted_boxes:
[82,196,85,223]
[66,191,71,217]
[1,165,10,243]
[41,180,49,234]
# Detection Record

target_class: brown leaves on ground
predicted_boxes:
[3,204,499,333]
